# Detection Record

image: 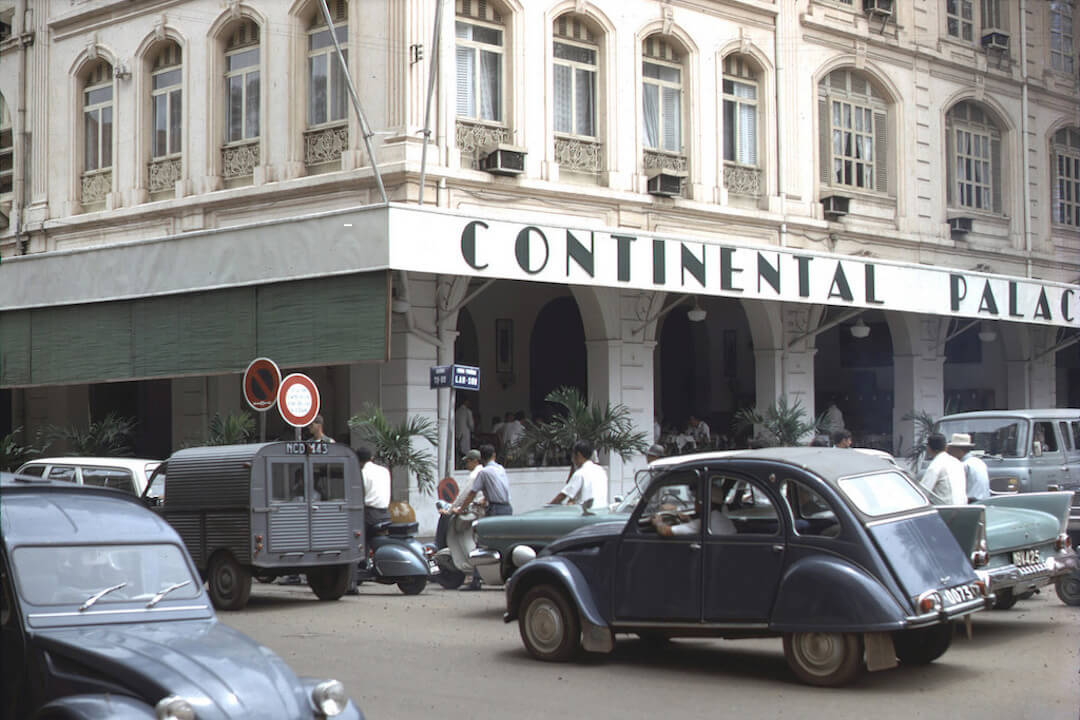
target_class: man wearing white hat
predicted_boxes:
[946,433,990,503]
[920,432,967,505]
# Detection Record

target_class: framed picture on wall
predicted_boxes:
[496,319,513,373]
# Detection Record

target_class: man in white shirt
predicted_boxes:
[549,440,607,511]
[920,433,967,505]
[356,445,391,539]
[652,480,736,537]
[455,399,475,457]
[688,415,711,448]
[945,432,991,503]
[500,411,525,451]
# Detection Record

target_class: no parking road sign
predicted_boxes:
[243,357,281,411]
[278,373,321,428]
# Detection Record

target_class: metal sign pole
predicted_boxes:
[446,387,456,477]
[259,412,266,443]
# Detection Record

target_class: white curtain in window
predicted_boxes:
[554,64,572,134]
[739,103,756,165]
[480,50,500,122]
[309,54,328,125]
[330,49,347,122]
[456,46,475,118]
[643,83,659,148]
[575,68,595,136]
[662,86,680,152]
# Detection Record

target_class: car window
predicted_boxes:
[271,462,306,503]
[1073,421,1080,452]
[82,467,137,495]
[1032,421,1059,454]
[145,466,166,500]
[710,475,779,536]
[17,464,45,478]
[313,461,345,502]
[936,418,1027,458]
[838,471,929,517]
[781,479,840,537]
[1059,422,1072,452]
[12,544,201,607]
[46,466,76,483]
[635,472,699,534]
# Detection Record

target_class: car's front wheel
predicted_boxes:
[519,585,581,662]
[207,552,252,611]
[893,623,953,665]
[783,632,863,687]
[434,567,466,589]
[1055,570,1080,606]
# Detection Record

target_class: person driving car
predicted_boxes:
[651,480,736,536]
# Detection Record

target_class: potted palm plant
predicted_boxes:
[733,396,818,447]
[42,412,136,456]
[348,404,439,496]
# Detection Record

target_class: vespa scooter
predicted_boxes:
[432,500,477,589]
[355,519,430,595]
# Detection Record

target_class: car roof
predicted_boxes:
[17,457,161,472]
[649,446,896,480]
[937,409,1079,421]
[0,473,179,547]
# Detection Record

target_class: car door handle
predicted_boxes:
[689,543,701,551]
[772,544,784,553]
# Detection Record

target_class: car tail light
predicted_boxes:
[973,580,988,597]
[254,534,263,552]
[970,550,988,567]
[1056,533,1072,552]
[917,590,942,613]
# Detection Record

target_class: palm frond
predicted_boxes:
[42,413,136,456]
[733,396,817,447]
[0,426,45,471]
[517,386,649,464]
[206,412,256,446]
[348,404,438,494]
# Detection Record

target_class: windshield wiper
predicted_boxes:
[145,580,192,608]
[79,582,127,611]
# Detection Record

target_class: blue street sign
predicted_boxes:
[430,364,480,391]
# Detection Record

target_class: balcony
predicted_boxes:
[555,135,603,174]
[304,123,349,172]
[456,120,512,170]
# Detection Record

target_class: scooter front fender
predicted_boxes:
[374,540,429,578]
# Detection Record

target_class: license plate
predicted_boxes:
[1012,548,1041,566]
[941,583,981,606]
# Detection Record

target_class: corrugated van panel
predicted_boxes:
[311,505,348,549]
[166,513,204,567]
[205,512,251,560]
[270,507,309,552]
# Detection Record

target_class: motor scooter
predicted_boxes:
[431,500,478,589]
[354,519,430,595]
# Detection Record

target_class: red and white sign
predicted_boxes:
[278,373,321,427]
[243,357,281,412]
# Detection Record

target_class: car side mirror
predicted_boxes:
[613,495,624,504]
[1032,441,1043,457]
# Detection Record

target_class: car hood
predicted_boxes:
[544,520,627,555]
[32,620,310,719]
[984,505,1061,552]
[477,505,626,541]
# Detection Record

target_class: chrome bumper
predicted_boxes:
[469,548,503,586]
[905,595,994,629]
[983,553,1076,594]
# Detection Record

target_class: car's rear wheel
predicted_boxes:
[519,585,581,662]
[434,568,466,589]
[307,565,350,601]
[992,587,1018,610]
[397,576,427,595]
[783,632,863,687]
[893,623,953,665]
[1055,571,1080,606]
[207,552,252,611]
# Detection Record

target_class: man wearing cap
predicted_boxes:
[919,432,967,505]
[646,444,666,464]
[946,433,990,503]
[452,444,512,590]
[447,449,485,512]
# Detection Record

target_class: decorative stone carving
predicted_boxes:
[221,141,258,179]
[554,136,603,173]
[304,124,349,167]
[723,163,762,196]
[81,170,111,204]
[643,149,687,174]
[456,120,511,167]
[148,157,183,194]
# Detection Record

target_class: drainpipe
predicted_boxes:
[13,0,30,254]
[1019,0,1032,277]
[774,8,786,224]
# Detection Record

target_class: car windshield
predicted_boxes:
[144,466,166,500]
[837,471,929,517]
[935,418,1028,458]
[12,544,201,607]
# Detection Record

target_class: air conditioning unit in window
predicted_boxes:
[981,29,1010,52]
[821,195,851,219]
[480,144,526,176]
[863,0,894,17]
[948,216,973,235]
[646,170,685,198]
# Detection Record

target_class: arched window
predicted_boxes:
[456,0,503,124]
[1053,127,1080,228]
[151,43,182,159]
[721,54,761,199]
[946,100,1002,213]
[308,0,348,127]
[222,19,260,182]
[1050,1,1076,75]
[552,13,602,177]
[81,59,114,206]
[642,36,683,154]
[0,93,11,196]
[818,69,888,194]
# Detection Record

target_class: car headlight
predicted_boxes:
[311,679,347,717]
[155,696,195,720]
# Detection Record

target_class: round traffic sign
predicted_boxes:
[243,357,281,411]
[277,373,321,427]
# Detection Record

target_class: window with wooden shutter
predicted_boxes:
[818,69,889,194]
[946,100,1002,214]
[1052,127,1080,227]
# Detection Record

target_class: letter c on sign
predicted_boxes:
[515,226,549,275]
[1064,289,1075,323]
[461,220,489,270]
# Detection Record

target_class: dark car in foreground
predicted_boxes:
[504,448,994,687]
[0,473,364,720]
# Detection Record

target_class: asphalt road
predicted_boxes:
[222,581,1080,720]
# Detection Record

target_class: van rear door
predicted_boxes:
[311,458,350,553]
[267,458,312,552]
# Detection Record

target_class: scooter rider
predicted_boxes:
[452,444,512,591]
[356,445,391,544]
